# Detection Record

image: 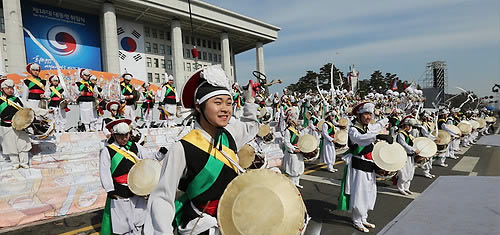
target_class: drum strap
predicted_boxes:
[101,141,136,235]
[0,96,22,114]
[288,127,299,144]
[121,82,133,94]
[174,130,236,227]
[165,84,177,96]
[79,80,94,93]
[50,86,63,98]
[28,77,45,90]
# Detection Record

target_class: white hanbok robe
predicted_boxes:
[320,122,336,168]
[396,132,415,191]
[99,143,154,234]
[144,103,259,235]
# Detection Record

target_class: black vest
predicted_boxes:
[105,142,139,198]
[0,96,23,127]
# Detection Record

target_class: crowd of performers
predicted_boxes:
[0,63,497,234]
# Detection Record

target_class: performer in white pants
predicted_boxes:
[396,117,419,195]
[321,112,338,172]
[44,75,66,133]
[282,109,305,188]
[140,82,155,129]
[419,113,436,178]
[75,69,98,131]
[158,75,178,127]
[119,73,137,125]
[22,63,47,109]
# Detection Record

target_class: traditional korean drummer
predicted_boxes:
[99,118,154,235]
[144,65,258,235]
[338,101,391,233]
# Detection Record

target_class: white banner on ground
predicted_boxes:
[116,18,146,81]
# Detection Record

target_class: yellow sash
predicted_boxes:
[108,144,138,164]
[182,130,238,173]
[50,86,63,98]
[81,80,94,93]
[0,96,22,110]
[121,82,133,93]
[288,126,299,137]
[166,84,177,95]
[28,77,45,90]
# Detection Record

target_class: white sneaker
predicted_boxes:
[363,222,376,229]
[398,190,409,196]
[20,163,29,169]
[439,163,448,167]
[424,174,433,179]
[11,164,20,170]
[296,184,303,189]
[405,190,413,195]
[353,224,369,233]
[328,168,338,173]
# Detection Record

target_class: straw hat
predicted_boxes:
[297,134,318,153]
[317,120,325,131]
[446,124,461,136]
[127,159,161,196]
[12,108,35,130]
[338,117,348,127]
[257,124,271,138]
[457,121,472,135]
[238,144,255,168]
[469,120,480,129]
[413,137,437,158]
[218,169,306,235]
[334,129,348,146]
[372,142,407,171]
[436,130,451,145]
[475,118,486,129]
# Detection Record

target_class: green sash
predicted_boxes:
[0,96,20,114]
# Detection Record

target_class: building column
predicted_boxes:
[220,32,232,81]
[102,2,120,74]
[256,42,265,75]
[171,20,184,90]
[231,48,236,83]
[3,0,26,73]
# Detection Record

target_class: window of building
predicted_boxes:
[167,60,173,70]
[207,40,212,49]
[155,73,160,83]
[161,73,166,83]
[4,59,8,73]
[0,18,4,33]
[161,59,165,69]
[167,46,172,55]
[154,58,159,68]
[146,57,152,67]
[147,72,153,82]
[167,32,171,41]
[213,41,217,49]
[197,38,201,46]
[198,51,202,60]
[191,36,195,46]
[208,53,212,62]
[2,38,7,52]
[184,49,190,59]
[145,42,151,53]
[218,43,221,50]
[202,39,206,47]
[160,44,165,54]
[153,43,158,54]
[144,27,150,37]
[159,30,165,39]
[186,62,191,72]
[218,55,221,62]
[185,36,190,44]
[152,28,157,38]
[202,52,207,61]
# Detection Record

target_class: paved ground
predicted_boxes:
[1,132,499,235]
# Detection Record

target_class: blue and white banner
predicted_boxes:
[21,1,102,71]
[117,18,146,81]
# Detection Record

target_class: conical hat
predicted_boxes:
[257,124,271,138]
[436,130,451,145]
[446,124,461,136]
[485,116,494,123]
[334,129,348,145]
[12,108,35,130]
[372,142,407,171]
[457,121,472,135]
[218,169,306,235]
[238,144,255,168]
[413,137,437,158]
[317,120,325,131]
[297,134,318,153]
[127,159,161,196]
[338,118,348,127]
[469,120,479,129]
[475,118,486,128]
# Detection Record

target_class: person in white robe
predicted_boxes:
[321,112,338,172]
[282,110,305,188]
[396,117,420,195]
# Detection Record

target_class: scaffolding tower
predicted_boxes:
[421,61,448,105]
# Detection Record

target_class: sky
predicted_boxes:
[204,0,500,97]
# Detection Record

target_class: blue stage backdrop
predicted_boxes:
[21,1,102,71]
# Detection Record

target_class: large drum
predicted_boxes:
[297,134,319,161]
[413,137,437,167]
[218,169,307,235]
[128,159,161,196]
[372,141,407,180]
[457,121,472,135]
[12,108,55,139]
[334,129,348,148]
